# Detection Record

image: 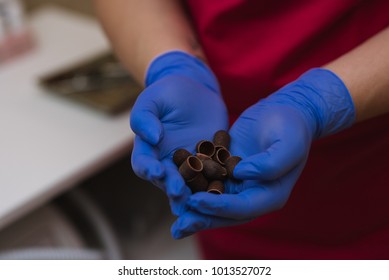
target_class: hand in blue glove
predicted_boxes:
[172,68,355,238]
[130,51,228,215]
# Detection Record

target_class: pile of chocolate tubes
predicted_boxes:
[173,130,242,194]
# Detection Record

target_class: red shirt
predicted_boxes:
[186,0,389,259]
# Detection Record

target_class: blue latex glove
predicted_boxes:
[172,68,356,238]
[130,51,228,215]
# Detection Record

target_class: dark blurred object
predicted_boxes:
[22,0,94,16]
[0,188,122,259]
[40,52,142,115]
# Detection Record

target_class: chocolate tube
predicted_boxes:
[213,130,230,149]
[187,173,209,193]
[207,180,224,194]
[214,145,224,154]
[196,153,212,162]
[202,159,227,180]
[178,156,203,181]
[213,147,231,165]
[225,156,242,178]
[173,148,192,167]
[196,140,215,157]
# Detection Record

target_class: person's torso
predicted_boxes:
[186,0,389,259]
[187,0,389,119]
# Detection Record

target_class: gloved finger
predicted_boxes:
[150,159,191,216]
[160,158,190,198]
[148,162,190,216]
[130,94,163,145]
[171,210,252,239]
[186,183,288,220]
[233,139,306,181]
[131,136,165,181]
[168,194,191,217]
[188,162,305,220]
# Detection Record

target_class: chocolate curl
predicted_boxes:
[187,173,209,193]
[196,153,212,162]
[213,130,230,149]
[207,180,224,194]
[202,159,227,180]
[213,145,225,155]
[178,156,203,181]
[173,148,192,167]
[196,140,215,157]
[225,156,242,179]
[213,147,231,166]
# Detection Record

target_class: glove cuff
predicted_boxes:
[267,68,356,138]
[145,51,220,94]
[299,68,356,138]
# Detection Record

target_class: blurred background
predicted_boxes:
[0,0,199,259]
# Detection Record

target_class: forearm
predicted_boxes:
[324,26,389,122]
[93,0,205,84]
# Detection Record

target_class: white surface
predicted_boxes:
[0,6,134,230]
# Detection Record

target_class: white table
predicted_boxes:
[0,6,134,230]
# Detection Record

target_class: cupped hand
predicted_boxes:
[171,68,355,238]
[130,51,229,215]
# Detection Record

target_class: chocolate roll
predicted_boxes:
[207,180,224,194]
[178,156,203,181]
[202,159,227,180]
[213,147,231,165]
[173,148,192,167]
[225,156,242,178]
[196,140,216,157]
[187,173,209,193]
[213,130,230,149]
[196,153,212,162]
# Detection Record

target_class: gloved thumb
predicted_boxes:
[233,140,305,181]
[130,96,163,145]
